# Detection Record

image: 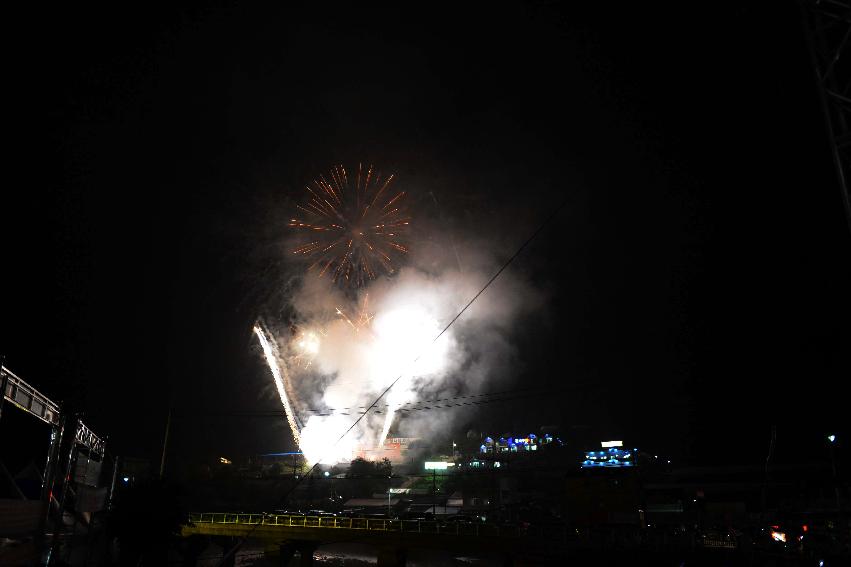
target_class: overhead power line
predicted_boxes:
[174,386,570,418]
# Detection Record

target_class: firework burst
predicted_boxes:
[290,164,410,287]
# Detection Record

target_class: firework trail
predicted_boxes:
[378,385,411,448]
[290,164,410,288]
[253,323,301,446]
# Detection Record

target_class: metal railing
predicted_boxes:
[700,534,738,549]
[1,365,60,426]
[186,513,531,538]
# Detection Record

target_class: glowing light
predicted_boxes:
[771,530,786,543]
[292,329,323,369]
[290,164,411,288]
[299,414,357,465]
[260,299,453,466]
[601,440,623,447]
[253,324,301,447]
[296,331,321,355]
[374,305,452,446]
[827,434,836,443]
[259,285,455,466]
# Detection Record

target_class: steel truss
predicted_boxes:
[1,365,104,454]
[1,365,60,426]
[801,0,851,232]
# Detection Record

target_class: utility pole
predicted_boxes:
[107,455,119,510]
[159,407,172,479]
[432,468,437,516]
[760,425,777,525]
[828,435,841,513]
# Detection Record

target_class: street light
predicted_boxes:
[827,434,840,512]
[425,461,453,516]
[388,475,393,517]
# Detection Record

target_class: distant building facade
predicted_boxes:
[478,433,556,454]
[354,437,419,464]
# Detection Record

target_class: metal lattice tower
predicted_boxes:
[801,0,851,234]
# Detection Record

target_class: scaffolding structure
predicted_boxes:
[801,0,851,233]
[0,364,108,561]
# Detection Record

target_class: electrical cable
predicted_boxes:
[172,386,570,418]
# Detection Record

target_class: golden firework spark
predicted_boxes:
[335,293,375,334]
[291,328,325,369]
[290,164,410,287]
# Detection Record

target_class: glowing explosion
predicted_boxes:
[254,164,530,467]
[256,293,454,465]
[290,164,410,288]
[251,166,444,465]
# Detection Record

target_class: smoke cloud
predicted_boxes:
[260,214,545,465]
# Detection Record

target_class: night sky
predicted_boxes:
[3,3,849,469]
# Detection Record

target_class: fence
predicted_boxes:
[186,512,568,540]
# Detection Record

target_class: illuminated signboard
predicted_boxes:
[582,447,636,468]
[601,440,623,448]
[424,461,453,470]
[479,432,555,453]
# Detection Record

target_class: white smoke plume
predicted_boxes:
[261,227,544,465]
